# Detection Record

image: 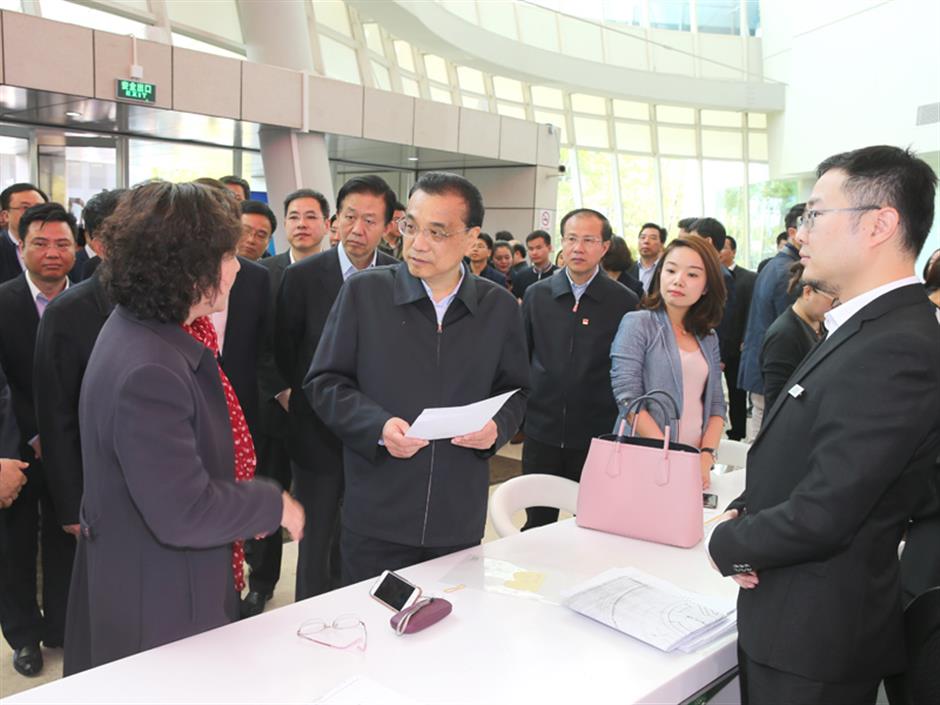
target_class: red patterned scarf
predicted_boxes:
[182,316,256,592]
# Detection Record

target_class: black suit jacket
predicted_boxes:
[615,270,644,300]
[275,247,397,466]
[512,265,558,300]
[1,360,19,457]
[33,274,112,525]
[257,252,291,439]
[710,284,940,682]
[69,249,89,284]
[726,265,757,360]
[0,274,41,450]
[220,257,269,437]
[0,231,22,285]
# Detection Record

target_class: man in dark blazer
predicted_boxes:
[0,183,49,285]
[718,235,757,440]
[709,146,940,704]
[512,230,557,300]
[0,203,77,677]
[309,171,528,585]
[521,208,638,528]
[276,176,397,601]
[627,222,665,294]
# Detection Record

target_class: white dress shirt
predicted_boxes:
[337,243,378,282]
[824,275,934,336]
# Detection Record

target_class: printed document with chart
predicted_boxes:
[561,567,736,653]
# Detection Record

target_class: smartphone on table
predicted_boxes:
[370,570,422,612]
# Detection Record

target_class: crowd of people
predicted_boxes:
[0,144,938,705]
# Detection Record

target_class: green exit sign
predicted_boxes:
[115,79,156,103]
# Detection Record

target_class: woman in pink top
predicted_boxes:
[611,236,728,488]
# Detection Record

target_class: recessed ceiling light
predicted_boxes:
[407,156,419,161]
[65,111,82,119]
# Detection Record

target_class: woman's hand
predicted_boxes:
[281,491,305,542]
[0,458,28,508]
[699,451,714,490]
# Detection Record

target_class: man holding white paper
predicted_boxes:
[307,172,528,585]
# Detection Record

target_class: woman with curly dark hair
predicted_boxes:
[63,181,305,675]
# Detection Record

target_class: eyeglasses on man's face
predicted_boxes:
[398,218,469,244]
[561,234,603,247]
[796,205,880,231]
[297,614,367,652]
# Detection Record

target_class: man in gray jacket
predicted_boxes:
[307,172,528,584]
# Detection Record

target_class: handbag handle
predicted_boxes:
[615,390,681,442]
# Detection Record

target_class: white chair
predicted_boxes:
[488,474,580,538]
[715,439,749,473]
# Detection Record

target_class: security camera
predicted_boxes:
[558,164,567,174]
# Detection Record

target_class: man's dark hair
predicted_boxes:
[922,248,940,281]
[677,217,698,232]
[99,181,241,324]
[477,232,494,251]
[392,200,405,213]
[1,182,49,211]
[494,230,513,242]
[560,208,613,241]
[82,189,127,240]
[775,231,789,246]
[784,203,806,230]
[726,235,737,252]
[512,242,526,258]
[241,199,277,234]
[639,222,667,243]
[493,241,512,254]
[409,172,484,229]
[283,188,330,220]
[689,217,727,252]
[602,235,634,272]
[816,146,937,256]
[526,229,551,247]
[19,203,77,242]
[339,175,396,225]
[220,175,251,200]
[924,255,940,292]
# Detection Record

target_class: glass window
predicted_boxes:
[748,112,768,128]
[702,160,745,241]
[701,109,742,127]
[747,165,798,268]
[534,110,567,143]
[66,146,116,204]
[517,3,559,52]
[618,155,659,238]
[0,0,20,9]
[497,102,527,120]
[492,76,524,103]
[478,1,518,40]
[657,126,696,156]
[457,66,486,94]
[613,99,649,120]
[242,150,267,194]
[41,0,148,36]
[615,122,652,153]
[558,15,604,62]
[311,0,352,37]
[573,116,609,149]
[394,40,415,72]
[749,132,769,161]
[429,86,453,105]
[319,35,361,84]
[747,1,761,36]
[167,0,243,43]
[656,105,695,124]
[556,147,577,217]
[696,1,741,35]
[424,54,449,84]
[649,0,691,31]
[578,150,617,216]
[171,33,245,60]
[129,139,233,186]
[441,0,478,24]
[660,158,702,232]
[531,85,564,109]
[371,60,391,91]
[400,76,420,98]
[571,93,606,115]
[0,135,32,185]
[362,23,384,55]
[462,94,489,112]
[701,129,743,159]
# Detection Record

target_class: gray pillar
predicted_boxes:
[237,0,334,253]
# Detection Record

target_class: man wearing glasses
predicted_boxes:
[709,146,940,704]
[520,208,638,529]
[275,176,397,603]
[306,171,528,585]
[0,183,49,285]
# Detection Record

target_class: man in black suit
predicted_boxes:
[627,222,665,294]
[276,176,398,601]
[512,230,557,300]
[709,146,940,704]
[0,203,77,677]
[34,190,124,543]
[718,235,756,440]
[0,183,49,285]
[689,218,737,367]
[521,209,638,529]
[236,200,275,262]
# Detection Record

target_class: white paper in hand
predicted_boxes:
[404,389,519,441]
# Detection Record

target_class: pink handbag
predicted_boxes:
[576,392,703,548]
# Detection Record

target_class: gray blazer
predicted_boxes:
[610,307,726,437]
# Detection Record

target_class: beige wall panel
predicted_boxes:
[536,123,561,167]
[469,166,536,209]
[534,166,560,211]
[483,208,541,241]
[363,88,414,145]
[94,32,171,109]
[2,12,93,96]
[242,61,302,128]
[413,100,459,152]
[458,107,499,159]
[172,47,241,119]
[308,75,363,138]
[499,116,538,164]
[0,13,4,84]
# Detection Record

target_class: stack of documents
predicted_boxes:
[561,567,736,653]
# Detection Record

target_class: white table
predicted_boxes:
[4,471,746,705]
